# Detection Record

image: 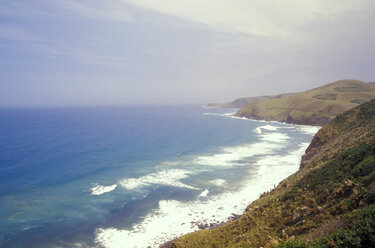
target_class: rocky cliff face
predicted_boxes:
[170,99,375,248]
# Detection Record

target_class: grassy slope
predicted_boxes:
[236,80,375,126]
[170,99,375,248]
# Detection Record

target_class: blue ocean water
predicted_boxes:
[0,105,318,248]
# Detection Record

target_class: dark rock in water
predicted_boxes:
[197,223,209,229]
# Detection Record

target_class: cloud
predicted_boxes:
[51,0,134,22]
[1,0,375,106]
[121,0,374,38]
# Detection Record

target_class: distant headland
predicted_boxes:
[208,79,375,126]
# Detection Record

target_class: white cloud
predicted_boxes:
[121,0,374,37]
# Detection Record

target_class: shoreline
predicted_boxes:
[158,115,320,248]
[204,104,326,127]
[159,214,242,248]
[95,112,319,248]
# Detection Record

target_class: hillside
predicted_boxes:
[207,95,282,109]
[236,79,375,126]
[169,99,375,248]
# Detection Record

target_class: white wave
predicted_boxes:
[159,160,182,166]
[227,115,281,124]
[297,125,321,135]
[202,112,236,117]
[259,132,289,142]
[251,143,309,194]
[23,225,42,231]
[91,184,117,195]
[254,124,279,134]
[192,140,283,167]
[209,179,226,186]
[95,142,310,248]
[198,189,209,197]
[118,169,199,191]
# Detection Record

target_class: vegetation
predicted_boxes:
[236,79,375,126]
[169,99,375,248]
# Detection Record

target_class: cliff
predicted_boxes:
[236,79,375,126]
[170,99,375,247]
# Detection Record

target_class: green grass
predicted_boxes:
[170,99,375,248]
[278,205,375,248]
[236,80,375,126]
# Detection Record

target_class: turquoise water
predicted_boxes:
[0,105,318,247]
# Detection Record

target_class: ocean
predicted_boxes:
[0,105,319,248]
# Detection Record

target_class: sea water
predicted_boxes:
[0,105,320,248]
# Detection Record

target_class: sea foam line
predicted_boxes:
[192,141,283,167]
[95,117,318,247]
[118,169,200,191]
[95,142,312,248]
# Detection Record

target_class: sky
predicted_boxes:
[0,0,375,106]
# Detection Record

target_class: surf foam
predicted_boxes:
[91,184,117,195]
[254,124,279,134]
[192,141,283,167]
[297,125,321,135]
[95,119,319,248]
[198,189,209,197]
[118,169,200,191]
[209,179,226,186]
[95,141,312,248]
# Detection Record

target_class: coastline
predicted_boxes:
[142,114,321,248]
[159,114,321,248]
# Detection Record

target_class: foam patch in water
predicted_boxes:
[297,125,321,135]
[118,169,199,191]
[91,184,118,195]
[209,179,226,186]
[95,142,311,248]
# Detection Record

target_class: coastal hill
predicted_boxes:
[234,79,375,126]
[207,95,282,109]
[170,99,375,247]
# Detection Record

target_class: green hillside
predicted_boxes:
[236,80,375,126]
[169,99,375,248]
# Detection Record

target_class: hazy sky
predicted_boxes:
[1,0,375,106]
